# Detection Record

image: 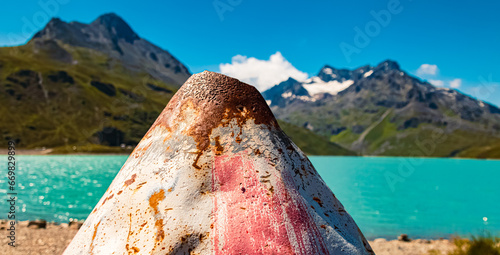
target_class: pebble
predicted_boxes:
[28,219,47,229]
[69,219,84,229]
[398,234,411,242]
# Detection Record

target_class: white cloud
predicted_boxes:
[417,64,439,76]
[449,79,462,88]
[429,79,444,87]
[219,52,309,91]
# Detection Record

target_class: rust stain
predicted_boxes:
[89,220,101,254]
[124,174,137,186]
[149,189,165,214]
[301,165,308,176]
[254,148,261,155]
[117,190,123,195]
[135,182,147,190]
[155,219,165,241]
[313,196,324,207]
[214,136,224,155]
[101,193,114,205]
[131,140,153,158]
[126,244,140,254]
[235,135,242,143]
[125,213,140,254]
[269,185,274,194]
[91,221,101,242]
[192,153,203,170]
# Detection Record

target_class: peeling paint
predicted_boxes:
[63,71,373,255]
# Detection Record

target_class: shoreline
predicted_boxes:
[1,221,457,255]
[2,148,499,160]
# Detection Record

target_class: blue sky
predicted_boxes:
[1,0,499,105]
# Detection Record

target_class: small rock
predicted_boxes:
[28,219,47,229]
[398,234,411,242]
[69,220,84,229]
[373,238,387,243]
[60,223,69,228]
[19,220,30,227]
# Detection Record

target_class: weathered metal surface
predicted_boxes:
[63,71,374,254]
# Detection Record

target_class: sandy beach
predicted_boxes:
[1,221,456,255]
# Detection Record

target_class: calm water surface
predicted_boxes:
[1,155,498,239]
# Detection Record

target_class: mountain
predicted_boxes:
[0,13,352,155]
[0,13,186,151]
[263,60,500,158]
[31,13,190,85]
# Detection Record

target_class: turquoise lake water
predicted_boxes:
[1,155,498,239]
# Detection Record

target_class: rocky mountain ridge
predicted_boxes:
[31,13,190,86]
[263,60,500,158]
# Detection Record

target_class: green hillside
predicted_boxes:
[0,42,352,156]
[278,121,355,156]
[0,42,173,151]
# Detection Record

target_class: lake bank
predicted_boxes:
[0,221,456,255]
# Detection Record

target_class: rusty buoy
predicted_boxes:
[63,71,373,254]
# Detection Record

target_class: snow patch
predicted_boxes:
[302,78,354,96]
[437,87,451,91]
[281,92,316,102]
[363,70,373,77]
[322,68,333,75]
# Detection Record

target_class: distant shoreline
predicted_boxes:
[2,148,499,160]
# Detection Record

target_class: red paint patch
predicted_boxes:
[211,153,328,254]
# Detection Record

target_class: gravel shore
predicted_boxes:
[1,221,456,255]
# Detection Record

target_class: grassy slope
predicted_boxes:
[278,120,356,156]
[0,43,352,156]
[0,42,176,149]
[330,111,500,159]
